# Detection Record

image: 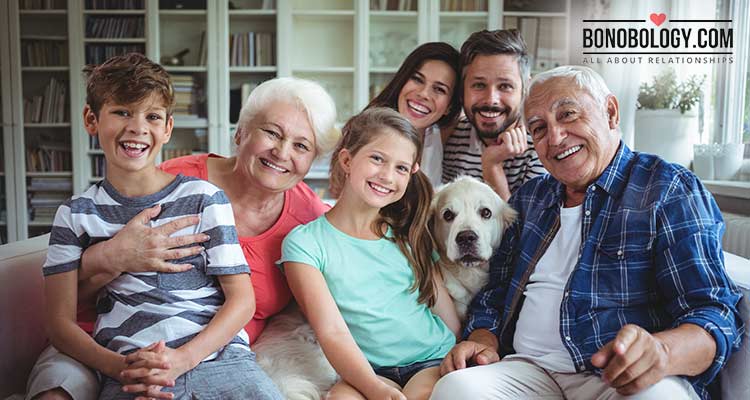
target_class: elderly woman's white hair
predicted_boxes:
[236,77,339,158]
[525,66,613,120]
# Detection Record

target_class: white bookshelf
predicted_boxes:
[0,0,571,241]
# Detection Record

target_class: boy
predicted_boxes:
[41,53,282,400]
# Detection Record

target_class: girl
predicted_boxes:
[280,108,460,400]
[367,42,461,187]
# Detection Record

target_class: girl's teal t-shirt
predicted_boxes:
[279,215,456,368]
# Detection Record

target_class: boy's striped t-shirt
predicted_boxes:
[43,174,250,357]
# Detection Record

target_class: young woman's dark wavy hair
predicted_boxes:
[367,42,461,128]
[329,107,439,307]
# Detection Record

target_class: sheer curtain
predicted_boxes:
[575,0,651,147]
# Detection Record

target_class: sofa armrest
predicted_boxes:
[721,251,750,400]
[0,234,50,397]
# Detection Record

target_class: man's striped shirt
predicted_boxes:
[44,175,250,357]
[442,117,547,190]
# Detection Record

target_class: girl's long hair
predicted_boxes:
[367,42,461,128]
[330,108,439,307]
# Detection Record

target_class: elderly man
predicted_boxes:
[442,29,546,200]
[431,66,744,400]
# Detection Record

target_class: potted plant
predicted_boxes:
[634,68,705,167]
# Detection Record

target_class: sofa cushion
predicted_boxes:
[0,234,50,398]
[721,251,750,400]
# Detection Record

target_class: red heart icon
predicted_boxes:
[650,13,666,26]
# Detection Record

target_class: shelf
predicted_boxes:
[229,66,277,73]
[704,180,750,199]
[19,9,67,15]
[84,38,147,43]
[90,177,104,182]
[22,66,69,72]
[229,9,276,16]
[370,67,399,74]
[165,66,208,73]
[20,35,67,41]
[502,11,568,18]
[28,219,54,227]
[440,11,488,19]
[26,171,72,177]
[305,170,330,180]
[83,10,146,15]
[173,118,209,129]
[370,11,418,19]
[88,149,104,155]
[293,10,355,19]
[292,67,354,73]
[24,123,70,128]
[159,10,207,16]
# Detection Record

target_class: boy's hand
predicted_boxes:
[120,341,193,399]
[103,204,208,274]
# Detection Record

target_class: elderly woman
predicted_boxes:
[27,77,339,400]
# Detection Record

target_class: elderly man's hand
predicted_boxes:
[439,340,500,376]
[591,324,670,396]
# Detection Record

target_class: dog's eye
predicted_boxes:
[442,209,455,222]
[480,208,492,219]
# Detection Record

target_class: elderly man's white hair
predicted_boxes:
[236,77,339,158]
[526,65,613,115]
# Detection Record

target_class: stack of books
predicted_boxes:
[27,178,73,222]
[26,143,72,172]
[85,0,144,10]
[85,16,144,38]
[23,78,68,124]
[171,75,197,117]
[21,39,68,67]
[229,32,275,67]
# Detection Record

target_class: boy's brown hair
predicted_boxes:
[83,53,174,116]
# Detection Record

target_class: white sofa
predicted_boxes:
[1,235,749,399]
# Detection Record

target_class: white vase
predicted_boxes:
[634,109,698,167]
[714,143,745,180]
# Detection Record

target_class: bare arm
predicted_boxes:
[285,262,402,399]
[44,271,128,380]
[431,273,461,339]
[481,126,528,201]
[78,204,206,303]
[591,323,716,396]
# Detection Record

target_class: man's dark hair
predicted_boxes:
[459,29,531,93]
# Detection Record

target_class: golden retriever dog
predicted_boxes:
[431,176,517,320]
[253,176,516,399]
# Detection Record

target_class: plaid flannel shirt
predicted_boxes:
[465,142,744,399]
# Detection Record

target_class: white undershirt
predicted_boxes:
[421,124,443,188]
[510,204,582,373]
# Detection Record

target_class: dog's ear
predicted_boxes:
[498,203,518,229]
[428,188,441,233]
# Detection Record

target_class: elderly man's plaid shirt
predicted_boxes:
[465,142,744,399]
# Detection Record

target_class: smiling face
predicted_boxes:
[462,54,524,139]
[234,100,317,193]
[524,77,621,194]
[397,59,456,132]
[339,129,418,210]
[84,94,173,178]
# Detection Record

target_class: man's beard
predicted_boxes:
[469,105,521,140]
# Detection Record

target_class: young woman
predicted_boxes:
[280,108,460,400]
[367,42,461,187]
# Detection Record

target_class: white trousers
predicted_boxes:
[430,359,700,400]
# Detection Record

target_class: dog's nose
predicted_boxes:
[456,230,478,246]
